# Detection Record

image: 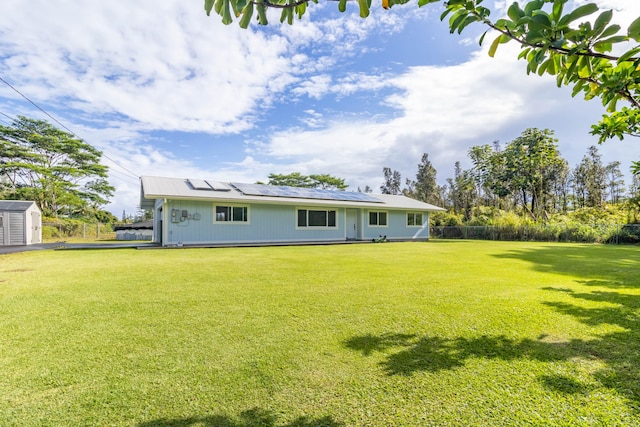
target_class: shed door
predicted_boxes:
[31,210,41,244]
[0,212,6,246]
[9,212,25,245]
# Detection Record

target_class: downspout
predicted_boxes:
[162,198,168,247]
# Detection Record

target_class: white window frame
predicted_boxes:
[296,207,338,229]
[406,212,424,227]
[214,204,250,224]
[368,210,388,228]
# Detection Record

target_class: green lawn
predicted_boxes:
[1,241,639,426]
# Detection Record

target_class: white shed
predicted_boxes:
[0,201,42,246]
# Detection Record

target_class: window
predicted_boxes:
[297,209,336,227]
[215,205,248,223]
[368,211,387,227]
[407,212,424,227]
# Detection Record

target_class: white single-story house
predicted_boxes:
[140,176,445,247]
[0,200,42,246]
[114,221,154,241]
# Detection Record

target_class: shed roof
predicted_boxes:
[0,200,38,212]
[140,176,445,211]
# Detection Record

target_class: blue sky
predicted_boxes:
[1,0,639,216]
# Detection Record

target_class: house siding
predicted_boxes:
[160,200,347,246]
[361,210,430,241]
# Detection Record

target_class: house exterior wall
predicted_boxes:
[153,199,430,246]
[160,200,347,246]
[361,209,430,241]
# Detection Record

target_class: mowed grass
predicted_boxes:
[1,241,640,426]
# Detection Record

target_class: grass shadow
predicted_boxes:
[492,244,640,289]
[539,374,591,395]
[137,407,342,427]
[344,244,640,411]
[345,332,577,375]
[343,333,416,356]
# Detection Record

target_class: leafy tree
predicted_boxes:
[552,158,571,214]
[380,167,402,195]
[448,161,477,221]
[605,160,625,204]
[630,172,640,199]
[501,128,564,220]
[267,172,347,189]
[0,176,10,199]
[267,172,313,187]
[0,116,114,217]
[468,144,494,206]
[411,153,439,204]
[309,173,347,190]
[574,145,607,208]
[357,185,373,193]
[94,209,118,224]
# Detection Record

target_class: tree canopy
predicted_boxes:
[0,116,114,218]
[267,172,348,189]
[385,129,634,222]
[205,0,640,175]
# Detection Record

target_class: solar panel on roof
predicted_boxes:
[230,182,383,203]
[206,180,231,191]
[187,179,213,190]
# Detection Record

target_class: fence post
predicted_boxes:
[83,223,86,239]
[97,223,100,239]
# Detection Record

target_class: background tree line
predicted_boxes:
[379,128,640,225]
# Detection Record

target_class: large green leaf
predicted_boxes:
[628,16,640,42]
[488,34,501,58]
[238,1,253,28]
[204,0,215,15]
[507,2,525,22]
[418,0,440,6]
[551,0,567,23]
[524,0,544,16]
[593,10,612,34]
[598,24,621,40]
[357,0,370,18]
[558,3,598,27]
[619,46,640,62]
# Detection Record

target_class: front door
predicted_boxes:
[346,209,358,240]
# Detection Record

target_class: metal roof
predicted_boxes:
[140,176,445,211]
[0,200,38,212]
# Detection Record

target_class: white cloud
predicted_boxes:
[0,1,294,133]
[247,35,640,190]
